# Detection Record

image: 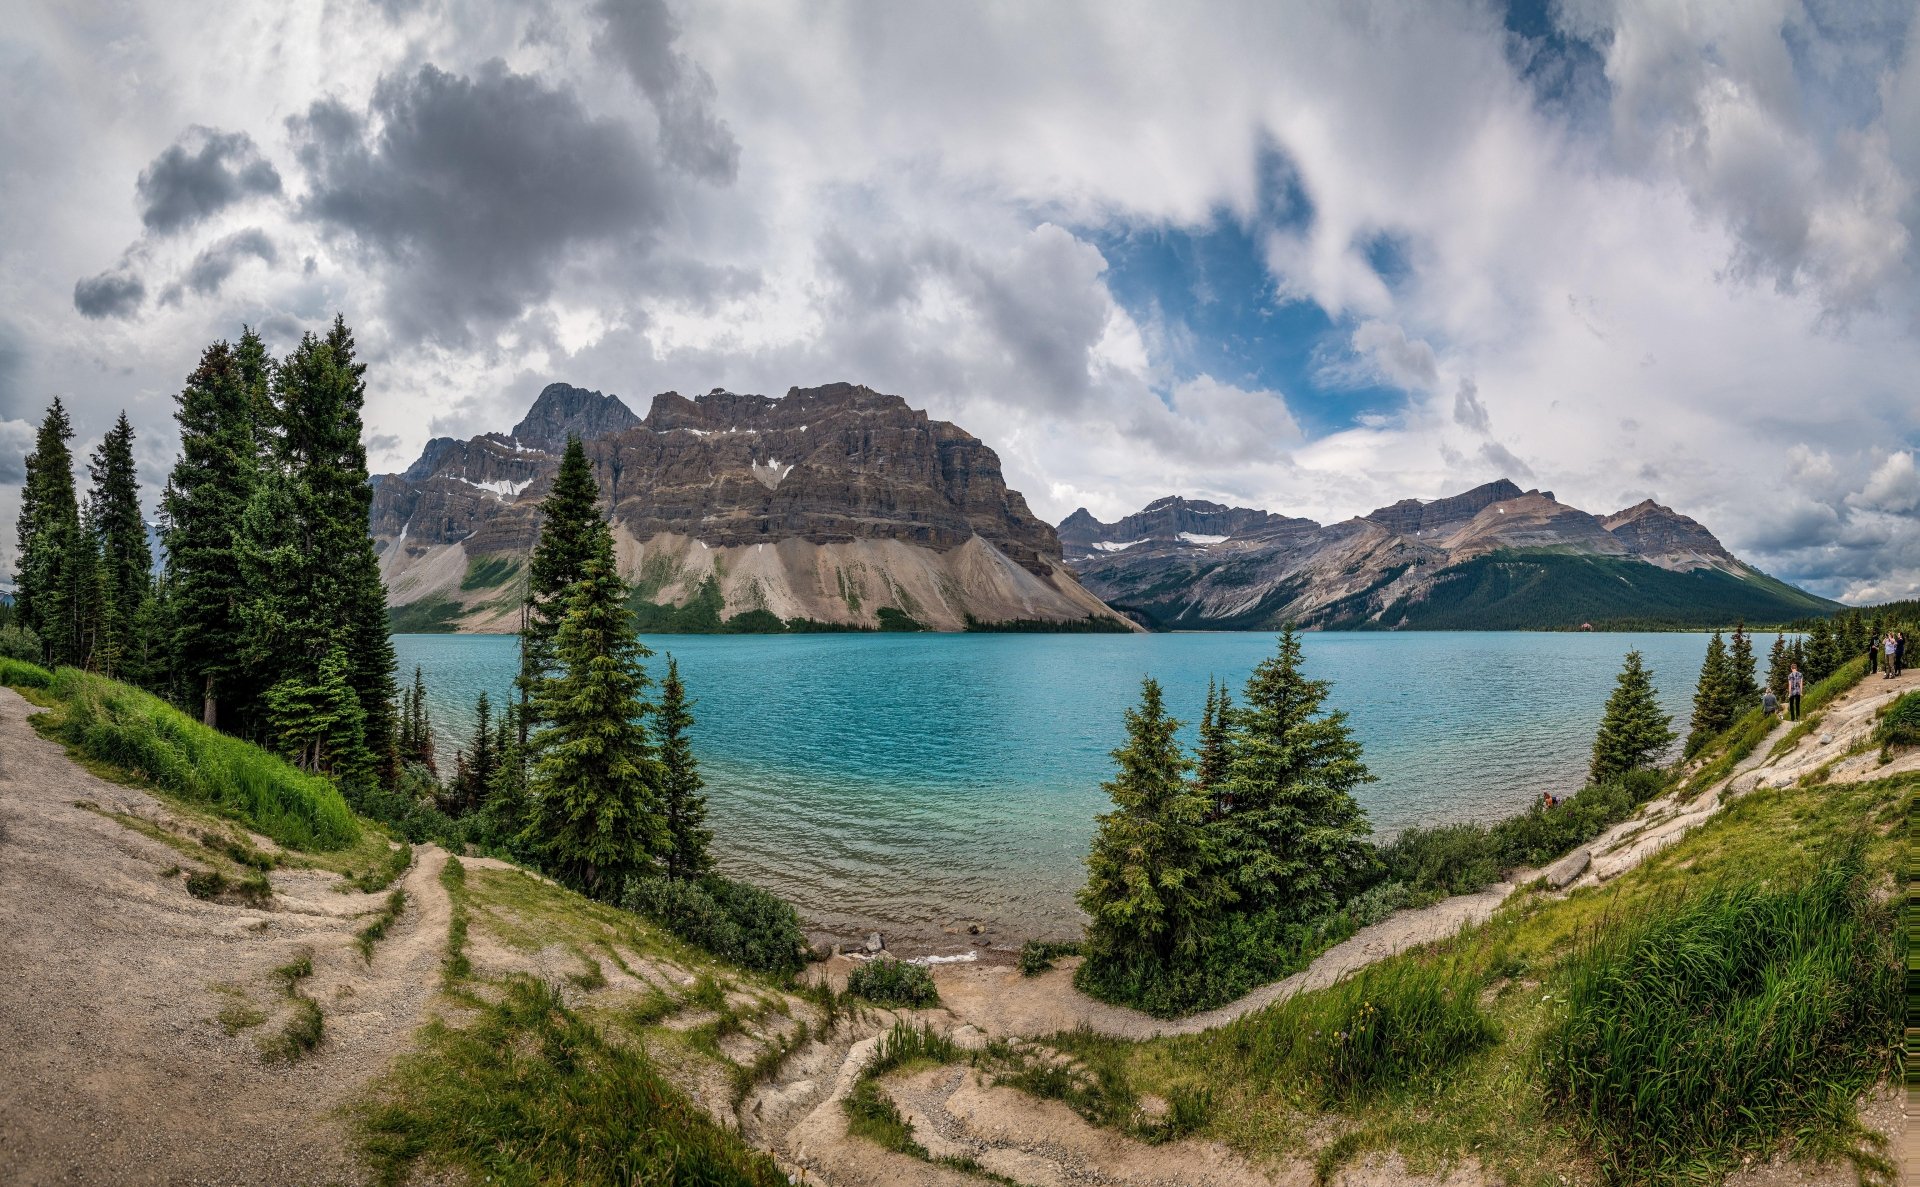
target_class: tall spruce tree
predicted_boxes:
[1803,618,1837,682]
[163,341,260,725]
[1727,621,1758,705]
[1766,634,1789,698]
[1685,631,1737,757]
[398,665,436,772]
[1218,628,1374,921]
[656,656,712,881]
[86,412,151,676]
[450,692,498,817]
[1078,678,1220,989]
[15,399,81,665]
[1590,649,1675,782]
[1194,677,1233,815]
[264,644,374,780]
[523,528,665,895]
[520,437,604,719]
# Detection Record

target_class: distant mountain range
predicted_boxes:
[372,382,1131,632]
[1058,480,1838,630]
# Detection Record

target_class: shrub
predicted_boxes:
[1874,691,1920,750]
[621,874,806,978]
[359,975,787,1185]
[0,625,42,663]
[1018,940,1082,977]
[48,668,358,851]
[846,957,939,1008]
[0,656,52,688]
[1539,836,1898,1183]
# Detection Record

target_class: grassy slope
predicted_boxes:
[1022,749,1907,1184]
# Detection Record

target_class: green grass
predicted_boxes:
[1019,939,1083,976]
[262,948,323,1063]
[355,889,408,962]
[1873,690,1920,752]
[440,857,471,984]
[1540,835,1898,1184]
[345,843,413,893]
[963,613,1134,633]
[845,957,939,1007]
[1766,657,1870,759]
[44,668,359,851]
[386,596,464,633]
[843,1022,961,1156]
[359,975,787,1186]
[0,656,52,688]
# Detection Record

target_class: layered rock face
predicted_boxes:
[1064,480,1833,629]
[373,382,1130,632]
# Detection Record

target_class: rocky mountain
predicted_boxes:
[1063,480,1836,630]
[373,382,1132,633]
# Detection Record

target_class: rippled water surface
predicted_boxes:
[393,630,1713,944]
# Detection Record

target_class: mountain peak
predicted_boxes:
[510,383,640,452]
[1364,478,1526,536]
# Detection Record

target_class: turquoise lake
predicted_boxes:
[392,630,1718,949]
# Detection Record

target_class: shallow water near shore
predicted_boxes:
[394,630,1718,949]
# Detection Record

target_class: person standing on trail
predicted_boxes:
[1762,687,1779,718]
[1884,633,1899,679]
[1787,664,1804,721]
[1867,632,1880,675]
[1897,632,1907,677]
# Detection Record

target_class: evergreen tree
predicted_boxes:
[449,691,498,816]
[1804,618,1837,683]
[14,399,81,665]
[1078,677,1221,977]
[523,531,665,895]
[163,341,260,725]
[1590,649,1675,782]
[476,699,533,857]
[1788,637,1807,683]
[1726,620,1758,705]
[1194,677,1233,815]
[264,644,374,780]
[656,656,712,880]
[86,411,151,675]
[1218,628,1374,921]
[1837,612,1863,661]
[1766,634,1789,698]
[121,577,172,693]
[38,511,104,669]
[398,665,436,773]
[1685,631,1736,757]
[520,436,604,720]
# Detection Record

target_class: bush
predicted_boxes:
[1203,951,1495,1104]
[47,668,359,851]
[845,957,939,1007]
[1019,940,1082,977]
[0,624,42,663]
[621,874,806,978]
[0,656,52,688]
[1539,836,1898,1183]
[1874,691,1920,750]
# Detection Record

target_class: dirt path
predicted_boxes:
[0,686,450,1186]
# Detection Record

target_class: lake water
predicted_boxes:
[392,630,1717,949]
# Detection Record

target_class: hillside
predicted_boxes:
[374,382,1132,633]
[1061,480,1837,630]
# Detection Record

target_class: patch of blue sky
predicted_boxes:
[1078,146,1413,439]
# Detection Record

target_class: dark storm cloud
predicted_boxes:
[593,0,741,183]
[73,270,147,319]
[135,127,283,235]
[165,228,277,302]
[289,61,667,344]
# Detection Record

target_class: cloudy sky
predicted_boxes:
[3,0,1917,601]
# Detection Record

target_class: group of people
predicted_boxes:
[1870,630,1906,679]
[1762,666,1807,722]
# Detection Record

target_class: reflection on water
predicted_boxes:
[394,630,1714,946]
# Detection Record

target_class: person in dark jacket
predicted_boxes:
[1787,664,1804,721]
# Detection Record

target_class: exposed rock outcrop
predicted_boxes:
[374,382,1133,632]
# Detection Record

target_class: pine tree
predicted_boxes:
[1838,612,1863,662]
[15,399,81,665]
[1727,621,1758,705]
[656,656,712,881]
[523,530,665,895]
[121,576,171,692]
[450,691,498,816]
[86,411,151,676]
[397,665,436,773]
[1804,618,1837,683]
[1766,634,1789,698]
[1218,628,1374,921]
[163,341,260,726]
[264,644,374,780]
[1590,649,1675,782]
[1194,677,1233,815]
[521,436,604,717]
[1685,631,1736,757]
[1078,677,1221,979]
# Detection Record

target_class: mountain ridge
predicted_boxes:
[1061,481,1836,630]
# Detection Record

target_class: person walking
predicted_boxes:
[1787,664,1804,721]
[1868,632,1880,675]
[1762,686,1779,718]
[1885,632,1899,679]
